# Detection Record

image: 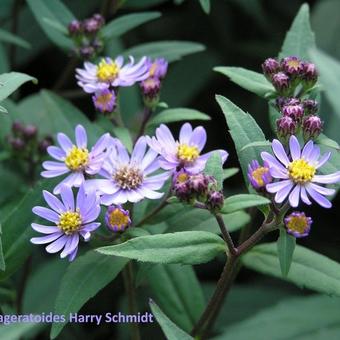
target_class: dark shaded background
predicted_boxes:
[5,0,340,338]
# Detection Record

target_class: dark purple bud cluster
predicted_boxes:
[274,96,322,142]
[67,14,105,60]
[172,170,224,211]
[7,120,53,156]
[262,56,318,95]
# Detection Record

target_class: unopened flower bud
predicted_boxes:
[79,45,95,59]
[10,137,25,151]
[83,16,103,33]
[92,13,105,27]
[12,120,24,134]
[302,62,318,88]
[302,99,318,115]
[302,115,323,140]
[272,72,290,94]
[140,77,161,109]
[261,58,280,79]
[105,205,131,232]
[284,211,312,238]
[187,173,209,196]
[38,136,53,153]
[172,170,191,202]
[68,20,82,35]
[23,124,38,139]
[281,56,304,76]
[276,116,296,141]
[206,190,224,211]
[282,103,304,122]
[92,89,116,114]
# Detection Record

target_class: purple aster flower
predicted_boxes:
[262,135,340,208]
[247,160,272,190]
[42,125,110,194]
[92,89,116,113]
[284,211,312,238]
[85,136,170,205]
[105,205,131,232]
[145,57,168,79]
[75,56,149,93]
[146,123,228,173]
[31,185,101,261]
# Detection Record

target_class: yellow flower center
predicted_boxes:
[177,173,189,183]
[149,63,157,77]
[65,146,89,171]
[96,59,120,82]
[288,159,315,183]
[287,215,308,234]
[58,210,82,234]
[113,166,143,190]
[177,144,200,163]
[252,167,269,187]
[109,208,130,231]
[287,59,300,69]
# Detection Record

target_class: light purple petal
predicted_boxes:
[179,123,192,144]
[42,161,68,171]
[57,133,74,152]
[288,185,301,207]
[272,139,290,166]
[131,137,147,164]
[60,234,79,258]
[301,140,314,159]
[75,125,87,149]
[43,190,65,213]
[68,246,78,261]
[274,182,294,203]
[289,135,301,160]
[41,169,69,178]
[300,187,312,205]
[31,224,60,234]
[60,185,75,211]
[81,222,101,233]
[313,172,340,184]
[189,126,206,151]
[82,204,101,224]
[316,152,331,169]
[305,185,332,208]
[30,232,63,244]
[45,235,69,253]
[137,186,163,200]
[266,179,292,193]
[308,183,335,196]
[32,206,60,223]
[47,146,66,161]
[261,152,287,174]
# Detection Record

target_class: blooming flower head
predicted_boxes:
[146,123,228,173]
[284,211,312,238]
[42,125,110,194]
[281,56,304,76]
[31,185,101,261]
[247,160,272,190]
[145,57,168,79]
[262,135,340,208]
[92,89,116,113]
[105,205,131,232]
[76,56,149,93]
[86,137,170,205]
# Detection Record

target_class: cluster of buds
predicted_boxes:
[275,97,323,142]
[7,121,53,155]
[67,14,105,60]
[140,58,168,110]
[262,56,318,96]
[172,170,224,211]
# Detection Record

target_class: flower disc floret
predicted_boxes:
[177,144,200,163]
[96,59,120,82]
[58,210,82,234]
[288,159,316,183]
[65,146,89,171]
[113,166,143,190]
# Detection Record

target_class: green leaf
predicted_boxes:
[204,152,223,189]
[149,299,193,340]
[223,167,239,180]
[102,12,161,39]
[147,108,210,127]
[239,140,271,152]
[50,252,128,339]
[97,231,226,265]
[0,224,4,271]
[42,17,68,35]
[112,126,133,153]
[242,243,340,296]
[26,0,74,50]
[318,144,340,191]
[0,72,36,102]
[316,134,340,150]
[199,0,210,14]
[0,28,30,49]
[309,48,340,120]
[277,229,296,277]
[214,67,274,98]
[279,3,315,60]
[221,194,270,214]
[123,41,205,63]
[0,179,57,281]
[216,95,271,188]
[147,264,205,332]
[213,295,340,340]
[0,323,43,340]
